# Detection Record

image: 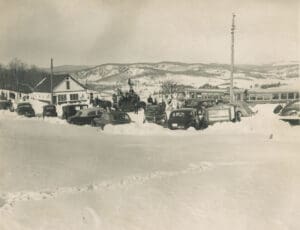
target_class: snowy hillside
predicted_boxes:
[71,62,299,92]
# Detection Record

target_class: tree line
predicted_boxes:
[0,58,48,92]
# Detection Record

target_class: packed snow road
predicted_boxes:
[0,105,299,230]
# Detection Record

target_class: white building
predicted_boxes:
[31,74,88,105]
[0,85,32,101]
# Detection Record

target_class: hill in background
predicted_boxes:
[67,62,299,96]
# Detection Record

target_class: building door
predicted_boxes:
[53,96,57,104]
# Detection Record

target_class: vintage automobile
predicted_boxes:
[113,89,146,112]
[16,102,35,117]
[0,100,14,111]
[278,100,300,125]
[204,103,238,124]
[92,98,112,110]
[143,103,167,125]
[62,104,88,119]
[184,98,216,110]
[67,107,104,125]
[42,104,58,117]
[92,110,131,129]
[233,101,256,117]
[167,108,207,130]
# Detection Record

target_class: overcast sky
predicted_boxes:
[0,0,299,67]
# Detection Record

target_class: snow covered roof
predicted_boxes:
[0,84,33,94]
[34,74,86,93]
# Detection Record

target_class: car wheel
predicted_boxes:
[168,123,174,130]
[91,120,96,127]
[236,111,242,122]
[194,121,201,130]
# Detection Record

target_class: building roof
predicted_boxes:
[0,84,33,94]
[34,74,86,93]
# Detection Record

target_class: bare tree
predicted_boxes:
[161,80,178,96]
[8,58,28,91]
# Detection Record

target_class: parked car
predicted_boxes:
[143,103,167,125]
[42,104,58,117]
[67,107,104,125]
[279,100,300,125]
[0,100,13,111]
[62,104,88,119]
[204,103,238,124]
[113,89,146,112]
[232,101,256,117]
[16,102,35,117]
[168,108,207,130]
[184,98,217,110]
[92,110,131,129]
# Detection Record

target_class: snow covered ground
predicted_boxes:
[0,104,299,230]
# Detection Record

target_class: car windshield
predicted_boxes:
[171,111,192,118]
[18,104,31,108]
[88,111,97,116]
[186,100,199,107]
[74,106,82,111]
[113,113,129,121]
[75,111,82,116]
[45,106,55,111]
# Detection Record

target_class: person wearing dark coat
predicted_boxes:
[94,97,100,107]
[134,101,139,114]
[147,95,153,104]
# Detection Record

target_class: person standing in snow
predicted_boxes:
[147,95,153,104]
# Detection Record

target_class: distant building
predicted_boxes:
[0,84,32,101]
[31,74,88,104]
[182,85,300,104]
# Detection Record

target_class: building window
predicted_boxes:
[263,95,271,100]
[281,93,287,100]
[58,94,67,102]
[272,94,279,100]
[296,93,299,99]
[70,94,78,101]
[250,95,256,101]
[66,81,70,90]
[256,95,263,101]
[288,93,294,99]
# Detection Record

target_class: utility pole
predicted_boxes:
[50,58,53,104]
[15,68,19,100]
[230,13,236,103]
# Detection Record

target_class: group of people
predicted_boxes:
[112,88,141,113]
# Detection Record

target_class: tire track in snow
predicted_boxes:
[0,162,213,211]
[0,161,262,211]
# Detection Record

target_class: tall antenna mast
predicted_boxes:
[50,58,53,104]
[230,13,236,103]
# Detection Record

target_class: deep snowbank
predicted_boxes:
[1,103,299,140]
[0,102,299,230]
